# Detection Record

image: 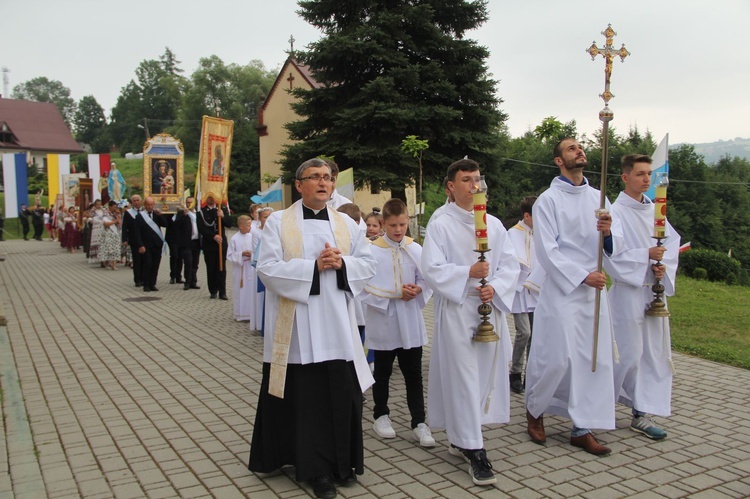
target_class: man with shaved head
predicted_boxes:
[131,196,167,292]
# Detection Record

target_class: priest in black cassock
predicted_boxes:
[248,158,376,499]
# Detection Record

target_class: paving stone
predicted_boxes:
[2,238,750,498]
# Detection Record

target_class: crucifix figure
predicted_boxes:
[587,24,630,105]
[288,35,296,54]
[287,72,295,90]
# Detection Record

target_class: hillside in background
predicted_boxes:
[674,137,750,164]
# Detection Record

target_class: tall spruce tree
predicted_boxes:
[283,0,506,196]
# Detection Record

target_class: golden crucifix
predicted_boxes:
[587,24,630,105]
[587,24,630,372]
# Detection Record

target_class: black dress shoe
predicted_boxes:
[135,282,143,287]
[219,294,228,300]
[210,293,217,299]
[150,286,159,292]
[190,284,201,289]
[310,476,337,499]
[176,279,184,284]
[144,287,151,292]
[184,284,191,290]
[332,469,357,486]
[170,278,176,284]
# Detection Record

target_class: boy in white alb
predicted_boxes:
[422,159,520,486]
[249,208,273,333]
[609,154,680,440]
[507,196,542,394]
[361,198,435,448]
[227,215,255,322]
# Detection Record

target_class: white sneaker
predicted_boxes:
[413,423,436,447]
[373,415,396,438]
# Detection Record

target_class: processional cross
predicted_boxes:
[587,24,630,106]
[587,24,630,372]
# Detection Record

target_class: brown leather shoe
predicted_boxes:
[570,433,611,456]
[526,409,546,444]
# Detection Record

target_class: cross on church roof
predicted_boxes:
[289,35,295,54]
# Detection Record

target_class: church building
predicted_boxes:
[257,55,414,214]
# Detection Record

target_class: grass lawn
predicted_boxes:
[669,274,750,369]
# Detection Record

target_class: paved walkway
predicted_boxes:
[1,237,749,498]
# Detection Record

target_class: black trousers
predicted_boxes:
[141,248,162,289]
[179,240,201,285]
[20,220,29,238]
[203,250,226,295]
[372,346,425,428]
[168,242,183,280]
[129,244,144,285]
[33,221,44,239]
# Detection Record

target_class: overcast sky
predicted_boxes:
[3,0,748,145]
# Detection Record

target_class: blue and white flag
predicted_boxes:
[2,153,28,218]
[645,134,669,200]
[251,177,283,204]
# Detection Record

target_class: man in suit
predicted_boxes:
[122,195,144,287]
[165,213,183,285]
[19,204,31,240]
[197,195,231,299]
[131,196,167,292]
[174,196,202,291]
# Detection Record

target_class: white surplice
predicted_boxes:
[249,229,264,331]
[525,177,624,430]
[227,231,255,321]
[507,219,541,313]
[608,191,680,416]
[257,203,377,370]
[361,236,433,351]
[422,203,519,450]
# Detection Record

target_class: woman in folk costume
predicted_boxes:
[99,201,122,270]
[61,207,81,253]
[227,215,255,322]
[88,199,106,264]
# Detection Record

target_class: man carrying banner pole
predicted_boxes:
[196,116,234,300]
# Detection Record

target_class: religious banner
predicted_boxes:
[196,116,234,207]
[143,133,185,213]
[62,173,87,209]
[46,153,70,203]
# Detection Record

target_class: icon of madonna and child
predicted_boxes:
[152,159,177,195]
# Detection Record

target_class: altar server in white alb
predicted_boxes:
[525,138,624,456]
[361,198,434,448]
[226,215,255,322]
[422,159,520,486]
[249,207,273,333]
[248,158,376,499]
[608,154,680,440]
[507,195,543,394]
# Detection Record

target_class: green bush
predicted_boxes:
[692,268,708,280]
[680,249,742,284]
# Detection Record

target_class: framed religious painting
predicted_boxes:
[143,133,185,213]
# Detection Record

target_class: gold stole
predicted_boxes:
[268,202,351,398]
